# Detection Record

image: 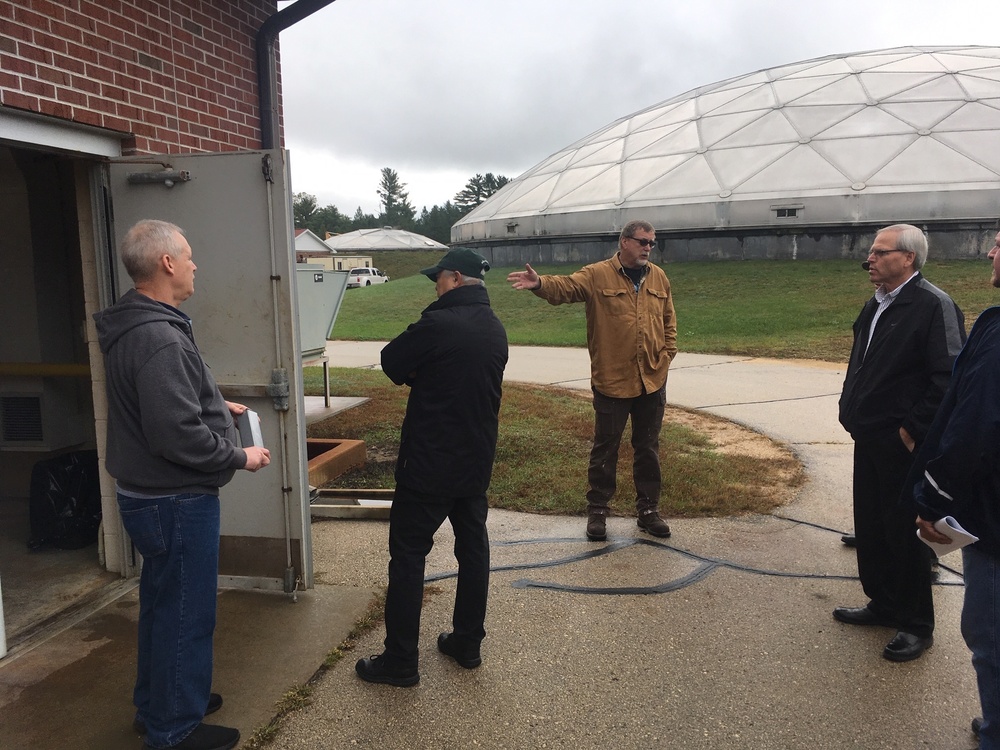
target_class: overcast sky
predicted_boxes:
[277,0,1000,217]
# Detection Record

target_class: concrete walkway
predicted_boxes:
[0,344,980,749]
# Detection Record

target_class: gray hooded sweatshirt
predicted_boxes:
[93,288,246,495]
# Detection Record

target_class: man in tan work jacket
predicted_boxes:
[507,220,678,542]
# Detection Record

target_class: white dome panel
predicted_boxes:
[848,52,915,72]
[937,101,1000,131]
[786,58,855,78]
[714,110,801,148]
[956,73,1000,99]
[881,100,963,129]
[735,145,848,193]
[859,71,941,101]
[811,135,915,182]
[622,155,688,196]
[622,123,686,158]
[631,121,701,158]
[628,155,721,200]
[874,53,948,74]
[568,140,624,168]
[936,130,1000,174]
[635,100,697,132]
[549,165,616,204]
[710,84,777,116]
[816,106,912,139]
[772,75,845,105]
[885,75,967,101]
[868,137,1000,185]
[792,75,871,107]
[549,167,622,208]
[783,104,865,138]
[693,84,759,116]
[706,142,797,188]
[697,109,765,147]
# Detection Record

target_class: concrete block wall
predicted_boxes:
[0,0,278,153]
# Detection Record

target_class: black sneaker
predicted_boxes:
[355,653,419,687]
[134,693,223,735]
[637,509,671,538]
[142,722,239,750]
[437,632,482,669]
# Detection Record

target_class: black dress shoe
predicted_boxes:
[355,653,419,687]
[134,693,223,735]
[832,606,895,627]
[142,723,239,750]
[972,716,983,736]
[841,534,857,548]
[437,632,482,669]
[883,631,933,662]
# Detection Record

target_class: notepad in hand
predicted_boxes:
[917,515,978,557]
[237,409,264,448]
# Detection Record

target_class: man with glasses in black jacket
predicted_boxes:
[836,224,965,662]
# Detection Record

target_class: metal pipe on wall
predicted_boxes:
[256,0,338,150]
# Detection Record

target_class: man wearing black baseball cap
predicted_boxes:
[356,247,508,687]
[419,246,492,282]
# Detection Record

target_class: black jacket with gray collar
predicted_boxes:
[838,272,966,444]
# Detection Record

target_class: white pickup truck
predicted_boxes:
[346,267,389,288]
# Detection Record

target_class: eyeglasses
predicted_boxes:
[868,249,910,259]
[628,237,657,249]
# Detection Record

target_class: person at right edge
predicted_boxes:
[506,220,677,542]
[836,223,966,662]
[912,227,1000,748]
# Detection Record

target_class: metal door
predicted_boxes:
[105,150,311,591]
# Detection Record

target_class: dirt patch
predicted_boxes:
[667,404,804,507]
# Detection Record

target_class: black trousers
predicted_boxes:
[586,385,666,515]
[383,485,490,667]
[852,432,935,637]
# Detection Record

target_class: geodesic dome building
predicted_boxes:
[453,46,1000,263]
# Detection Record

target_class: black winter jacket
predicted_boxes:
[839,273,965,444]
[381,284,508,498]
[912,306,1000,557]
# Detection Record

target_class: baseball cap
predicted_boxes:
[420,247,491,280]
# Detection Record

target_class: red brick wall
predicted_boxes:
[0,0,281,154]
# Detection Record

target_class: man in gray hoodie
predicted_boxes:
[94,219,270,750]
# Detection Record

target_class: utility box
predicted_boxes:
[296,265,348,358]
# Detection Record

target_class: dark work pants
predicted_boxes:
[383,485,490,667]
[852,432,935,637]
[586,385,666,516]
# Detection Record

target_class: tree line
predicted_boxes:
[293,168,509,245]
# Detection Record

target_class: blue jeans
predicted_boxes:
[118,492,220,749]
[963,545,1000,750]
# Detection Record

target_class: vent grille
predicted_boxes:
[1,396,43,442]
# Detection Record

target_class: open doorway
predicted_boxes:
[0,143,118,652]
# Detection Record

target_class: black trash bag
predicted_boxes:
[27,449,102,550]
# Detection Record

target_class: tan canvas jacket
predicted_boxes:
[533,254,677,398]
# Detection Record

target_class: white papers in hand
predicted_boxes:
[917,515,979,557]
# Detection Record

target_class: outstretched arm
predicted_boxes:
[506,263,541,291]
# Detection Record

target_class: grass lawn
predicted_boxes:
[306,368,804,518]
[333,252,997,362]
